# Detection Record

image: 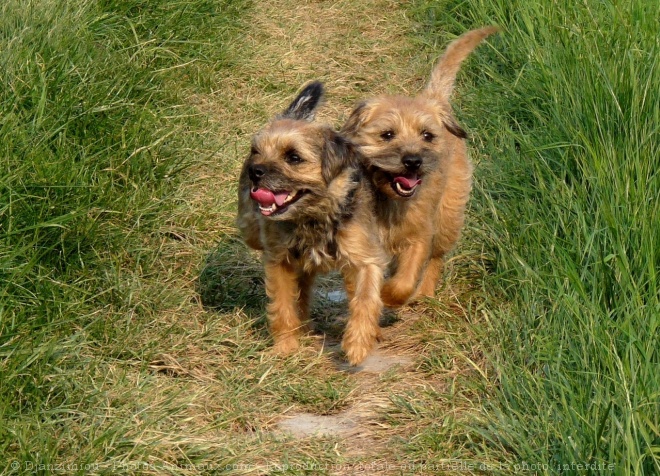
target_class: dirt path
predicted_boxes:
[202,0,422,136]
[182,1,490,473]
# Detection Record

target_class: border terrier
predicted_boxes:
[341,27,498,307]
[236,82,386,365]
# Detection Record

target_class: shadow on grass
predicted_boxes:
[198,235,267,319]
[199,235,400,342]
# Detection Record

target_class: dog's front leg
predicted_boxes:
[296,271,316,329]
[381,240,430,307]
[341,262,384,365]
[264,260,304,355]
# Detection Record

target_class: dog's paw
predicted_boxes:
[341,331,378,366]
[271,336,300,356]
[342,342,370,366]
[381,281,414,307]
[414,282,436,299]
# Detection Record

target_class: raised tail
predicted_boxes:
[425,26,499,102]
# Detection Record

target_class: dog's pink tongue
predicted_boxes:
[250,188,290,207]
[250,188,275,206]
[273,192,289,207]
[393,175,421,189]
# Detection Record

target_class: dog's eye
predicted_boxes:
[421,131,435,142]
[250,146,259,156]
[380,130,395,141]
[285,150,303,164]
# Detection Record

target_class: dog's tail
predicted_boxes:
[281,81,324,121]
[425,26,499,101]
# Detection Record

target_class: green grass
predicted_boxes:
[411,0,659,473]
[0,0,254,471]
[3,0,658,473]
[1,3,368,473]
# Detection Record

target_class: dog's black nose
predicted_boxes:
[248,164,267,182]
[402,155,422,171]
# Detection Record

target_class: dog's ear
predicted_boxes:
[424,26,498,102]
[341,101,372,136]
[281,81,324,121]
[322,130,355,183]
[444,115,467,139]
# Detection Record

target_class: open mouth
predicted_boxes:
[391,174,422,197]
[250,187,304,216]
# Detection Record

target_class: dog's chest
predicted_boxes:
[376,196,435,253]
[293,224,338,272]
[272,220,339,273]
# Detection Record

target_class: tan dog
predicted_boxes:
[342,27,498,307]
[236,82,386,365]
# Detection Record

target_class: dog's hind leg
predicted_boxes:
[416,256,444,298]
[425,141,472,290]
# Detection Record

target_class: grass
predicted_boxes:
[0,0,265,471]
[2,0,658,474]
[1,2,380,473]
[409,0,659,473]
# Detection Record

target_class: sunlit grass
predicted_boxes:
[412,0,659,473]
[3,0,657,473]
[0,0,253,470]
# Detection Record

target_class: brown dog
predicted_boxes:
[236,82,386,365]
[342,27,498,307]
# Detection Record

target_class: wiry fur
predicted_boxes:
[237,82,386,365]
[342,27,498,307]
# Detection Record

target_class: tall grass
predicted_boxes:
[412,0,659,473]
[0,0,246,468]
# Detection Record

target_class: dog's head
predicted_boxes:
[342,95,465,199]
[342,26,497,199]
[243,82,357,221]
